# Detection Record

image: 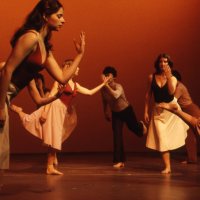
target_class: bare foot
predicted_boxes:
[10,104,23,113]
[113,162,125,169]
[158,103,178,112]
[181,160,197,164]
[161,168,171,174]
[46,165,63,175]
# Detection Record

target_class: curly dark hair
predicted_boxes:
[102,66,117,77]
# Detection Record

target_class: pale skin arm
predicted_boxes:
[76,76,110,95]
[144,74,153,124]
[0,33,39,126]
[44,32,85,84]
[163,65,177,94]
[27,79,62,106]
[39,81,60,124]
[0,33,39,108]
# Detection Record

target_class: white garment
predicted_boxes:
[146,98,189,152]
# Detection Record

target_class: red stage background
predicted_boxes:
[0,0,199,153]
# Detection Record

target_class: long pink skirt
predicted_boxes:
[21,99,77,150]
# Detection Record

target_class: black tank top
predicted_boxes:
[11,60,43,90]
[151,74,174,103]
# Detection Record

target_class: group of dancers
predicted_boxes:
[0,0,199,175]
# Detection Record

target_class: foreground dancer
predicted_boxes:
[158,103,200,136]
[144,54,188,174]
[0,0,85,169]
[101,66,147,169]
[11,60,110,175]
[173,70,200,164]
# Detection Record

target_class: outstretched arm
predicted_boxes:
[144,74,153,124]
[44,32,85,85]
[76,76,110,95]
[158,102,198,129]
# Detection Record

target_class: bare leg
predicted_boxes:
[182,129,198,164]
[10,104,26,119]
[161,151,171,174]
[46,148,63,175]
[54,153,58,167]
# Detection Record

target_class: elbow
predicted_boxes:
[87,92,93,96]
[34,98,44,107]
[114,95,120,99]
[169,88,175,95]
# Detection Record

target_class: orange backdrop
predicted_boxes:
[0,0,199,153]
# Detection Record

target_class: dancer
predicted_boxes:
[11,59,110,175]
[0,0,85,169]
[173,70,200,164]
[158,103,200,136]
[101,66,147,169]
[144,53,188,174]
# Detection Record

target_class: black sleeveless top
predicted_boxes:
[151,74,174,103]
[11,60,44,90]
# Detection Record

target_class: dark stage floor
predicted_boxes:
[0,152,200,200]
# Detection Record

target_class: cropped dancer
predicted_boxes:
[0,0,85,169]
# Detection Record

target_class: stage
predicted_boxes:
[0,152,200,200]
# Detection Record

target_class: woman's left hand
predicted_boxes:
[73,31,86,55]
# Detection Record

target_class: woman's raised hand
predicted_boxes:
[73,31,86,55]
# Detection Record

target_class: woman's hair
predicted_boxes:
[172,69,182,81]
[154,53,174,74]
[102,66,117,77]
[10,0,63,52]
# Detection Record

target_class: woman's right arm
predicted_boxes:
[0,32,39,125]
[101,91,111,121]
[44,32,86,85]
[144,74,153,124]
[27,80,61,107]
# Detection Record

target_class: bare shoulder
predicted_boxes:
[17,30,40,45]
[115,82,123,89]
[147,74,153,82]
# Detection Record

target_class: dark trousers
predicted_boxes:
[112,105,143,163]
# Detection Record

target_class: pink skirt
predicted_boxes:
[21,99,77,150]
